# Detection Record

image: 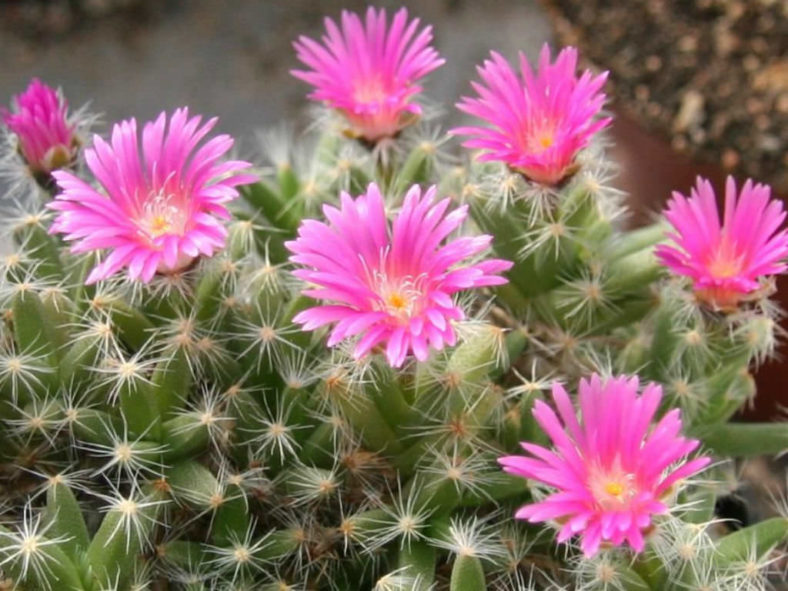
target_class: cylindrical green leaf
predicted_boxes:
[241,180,301,235]
[158,539,205,570]
[607,222,668,260]
[167,461,220,508]
[105,300,154,351]
[118,379,160,439]
[645,301,680,381]
[327,383,403,455]
[85,487,166,588]
[161,415,210,460]
[397,540,435,591]
[58,335,101,388]
[0,524,84,591]
[450,554,486,591]
[365,363,413,435]
[459,473,528,507]
[194,264,226,325]
[43,482,90,559]
[715,517,788,563]
[212,495,251,547]
[255,528,302,561]
[150,348,191,422]
[13,221,63,280]
[698,422,788,457]
[12,290,59,379]
[298,422,336,467]
[392,143,433,195]
[604,248,663,295]
[71,409,123,447]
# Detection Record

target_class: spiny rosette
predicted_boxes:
[1,78,78,174]
[499,374,710,557]
[286,182,512,367]
[453,43,610,186]
[48,107,258,284]
[291,6,444,142]
[655,175,788,310]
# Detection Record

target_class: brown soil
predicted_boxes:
[0,0,161,38]
[545,0,788,194]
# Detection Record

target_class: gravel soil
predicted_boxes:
[545,0,788,193]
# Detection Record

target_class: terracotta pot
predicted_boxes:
[609,107,788,421]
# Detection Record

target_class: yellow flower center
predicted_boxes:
[386,292,408,311]
[372,270,428,324]
[707,236,743,279]
[382,287,418,321]
[523,125,557,154]
[138,188,187,241]
[695,236,748,309]
[707,257,741,279]
[603,481,625,497]
[538,134,554,149]
[353,77,387,104]
[148,214,172,237]
[589,462,638,510]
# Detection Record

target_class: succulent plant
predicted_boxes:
[0,7,786,591]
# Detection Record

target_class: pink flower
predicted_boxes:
[2,79,77,173]
[286,183,512,367]
[291,7,444,142]
[499,374,709,557]
[452,44,610,186]
[49,108,256,284]
[655,176,788,310]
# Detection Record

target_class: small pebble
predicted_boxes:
[722,149,740,169]
[645,55,662,71]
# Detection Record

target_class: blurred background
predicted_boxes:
[0,0,552,141]
[1,0,786,520]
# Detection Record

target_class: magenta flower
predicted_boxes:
[291,7,445,142]
[2,79,77,173]
[499,374,709,557]
[286,183,512,367]
[452,44,610,186]
[656,176,788,310]
[49,108,256,284]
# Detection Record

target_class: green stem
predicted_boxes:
[366,365,414,435]
[604,248,664,295]
[397,541,436,591]
[607,222,668,260]
[450,555,486,591]
[716,516,788,562]
[241,180,301,234]
[696,422,788,457]
[334,388,404,455]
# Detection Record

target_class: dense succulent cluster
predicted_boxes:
[0,6,786,591]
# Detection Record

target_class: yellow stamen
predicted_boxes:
[149,215,171,236]
[353,78,386,104]
[707,236,743,279]
[538,134,554,149]
[604,481,625,497]
[707,258,740,279]
[387,292,407,310]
